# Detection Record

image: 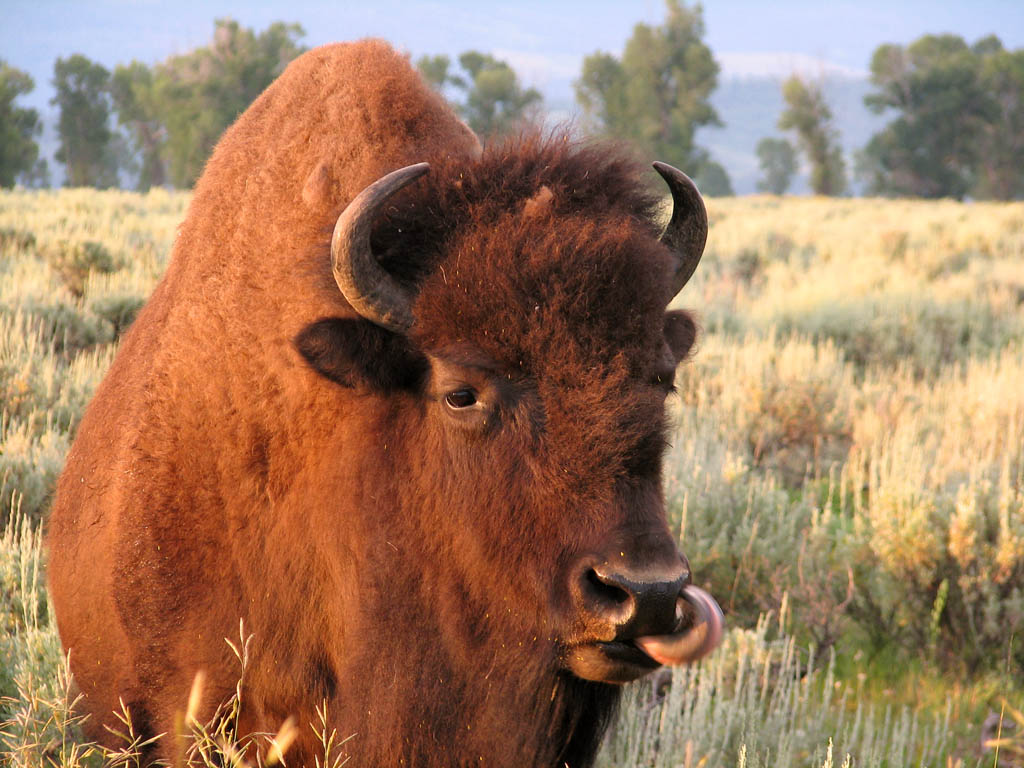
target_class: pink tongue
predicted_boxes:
[634,585,724,666]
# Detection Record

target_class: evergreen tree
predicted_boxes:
[778,76,846,196]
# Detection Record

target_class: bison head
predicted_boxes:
[294,139,721,762]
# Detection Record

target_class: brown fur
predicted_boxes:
[47,40,699,767]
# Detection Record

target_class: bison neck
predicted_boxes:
[249,533,623,767]
[327,602,622,767]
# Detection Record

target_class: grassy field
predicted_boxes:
[1,188,1023,767]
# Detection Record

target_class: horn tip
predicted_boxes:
[652,161,700,194]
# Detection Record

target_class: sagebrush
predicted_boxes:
[2,189,1022,766]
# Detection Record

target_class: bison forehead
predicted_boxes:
[367,133,673,377]
[413,210,674,378]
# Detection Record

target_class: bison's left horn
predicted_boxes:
[653,161,708,298]
[331,163,430,333]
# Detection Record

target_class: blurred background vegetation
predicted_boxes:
[2,188,1022,767]
[2,0,1023,200]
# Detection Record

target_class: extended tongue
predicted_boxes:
[634,585,724,666]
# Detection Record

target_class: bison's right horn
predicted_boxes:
[331,163,430,333]
[653,162,708,299]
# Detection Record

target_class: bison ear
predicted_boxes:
[663,310,698,364]
[294,318,428,392]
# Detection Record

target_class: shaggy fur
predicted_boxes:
[47,40,700,767]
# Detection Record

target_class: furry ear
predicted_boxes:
[663,310,698,364]
[294,318,428,392]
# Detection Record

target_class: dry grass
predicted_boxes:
[2,189,1023,766]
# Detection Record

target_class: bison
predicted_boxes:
[47,40,723,767]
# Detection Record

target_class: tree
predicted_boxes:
[416,51,541,137]
[18,157,50,188]
[110,61,166,190]
[109,19,305,189]
[859,35,994,199]
[778,76,846,196]
[157,19,306,188]
[574,0,725,183]
[52,54,120,188]
[0,61,43,187]
[417,54,464,92]
[459,52,542,137]
[755,137,796,194]
[696,160,733,196]
[974,41,1024,200]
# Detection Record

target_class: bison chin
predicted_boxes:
[565,642,662,684]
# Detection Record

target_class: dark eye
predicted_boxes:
[445,389,477,409]
[652,368,677,392]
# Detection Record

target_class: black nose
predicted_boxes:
[579,559,690,638]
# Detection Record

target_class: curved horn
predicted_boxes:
[331,163,430,333]
[653,161,708,298]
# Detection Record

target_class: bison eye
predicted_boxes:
[445,389,477,409]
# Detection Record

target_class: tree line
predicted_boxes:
[756,33,1024,199]
[2,2,1023,199]
[3,19,306,191]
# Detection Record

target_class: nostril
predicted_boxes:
[585,568,631,606]
[571,557,690,637]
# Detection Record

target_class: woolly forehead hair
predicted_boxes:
[368,134,677,375]
[415,211,673,377]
